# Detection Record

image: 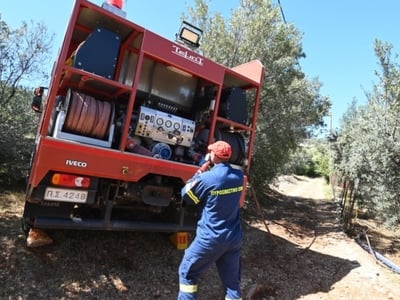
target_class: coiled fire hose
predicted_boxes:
[63,90,112,139]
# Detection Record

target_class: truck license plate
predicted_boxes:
[44,188,88,203]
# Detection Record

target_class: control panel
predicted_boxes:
[135,106,195,147]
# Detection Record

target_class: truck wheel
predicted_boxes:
[21,218,32,237]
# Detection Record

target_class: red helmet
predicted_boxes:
[208,141,232,160]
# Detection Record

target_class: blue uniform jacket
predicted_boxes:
[181,162,244,243]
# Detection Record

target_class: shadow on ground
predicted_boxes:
[1,208,360,300]
[241,226,360,299]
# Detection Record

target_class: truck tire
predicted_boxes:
[21,218,32,237]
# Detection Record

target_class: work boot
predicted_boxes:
[26,228,53,247]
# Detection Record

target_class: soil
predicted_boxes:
[259,176,400,300]
[1,176,399,300]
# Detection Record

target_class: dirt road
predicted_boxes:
[267,176,400,300]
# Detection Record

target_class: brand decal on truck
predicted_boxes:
[66,159,87,168]
[172,45,204,66]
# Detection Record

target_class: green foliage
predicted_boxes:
[0,88,39,187]
[0,17,53,102]
[332,40,400,227]
[185,0,331,189]
[313,143,331,179]
[0,16,53,187]
[283,139,331,180]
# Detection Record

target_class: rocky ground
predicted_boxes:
[1,176,399,299]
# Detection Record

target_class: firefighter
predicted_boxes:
[178,141,244,300]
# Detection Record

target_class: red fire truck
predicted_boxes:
[23,0,264,243]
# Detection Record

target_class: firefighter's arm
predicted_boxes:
[181,178,202,205]
[181,158,210,205]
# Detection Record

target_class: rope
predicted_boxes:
[63,90,112,139]
[248,184,278,246]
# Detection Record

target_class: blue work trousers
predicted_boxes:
[178,237,242,300]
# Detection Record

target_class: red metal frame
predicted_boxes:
[29,0,263,191]
[27,0,264,200]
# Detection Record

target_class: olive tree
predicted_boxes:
[0,17,53,187]
[334,40,400,227]
[185,0,331,189]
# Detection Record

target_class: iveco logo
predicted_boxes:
[66,159,87,168]
[172,45,204,66]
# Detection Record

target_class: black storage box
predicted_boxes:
[73,27,121,79]
[218,87,247,125]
